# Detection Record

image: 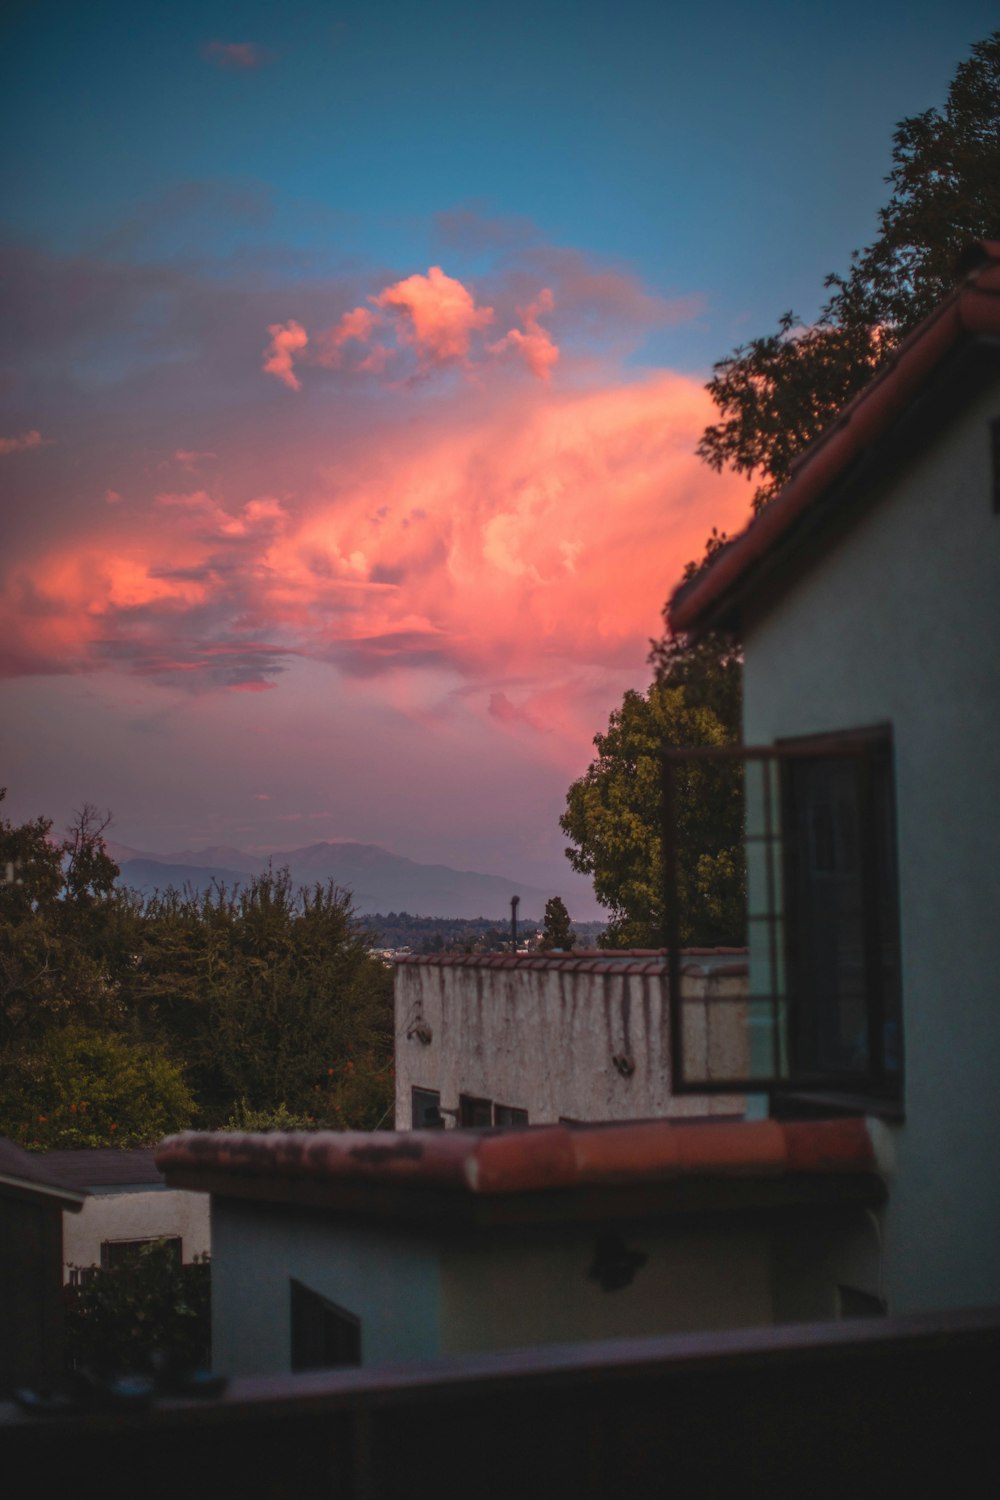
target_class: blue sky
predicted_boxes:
[1,1,995,910]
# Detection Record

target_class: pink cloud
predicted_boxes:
[313,305,381,368]
[489,289,559,382]
[0,430,44,456]
[371,266,494,367]
[0,370,753,712]
[174,449,217,470]
[262,320,308,390]
[201,41,273,71]
[488,692,550,733]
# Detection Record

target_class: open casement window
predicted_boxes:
[662,729,902,1107]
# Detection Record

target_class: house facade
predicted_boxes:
[0,1139,85,1395]
[394,950,747,1129]
[157,1115,884,1377]
[668,239,1000,1317]
[45,1148,211,1280]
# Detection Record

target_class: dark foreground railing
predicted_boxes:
[3,1307,998,1499]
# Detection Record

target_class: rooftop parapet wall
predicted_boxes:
[394,951,748,1128]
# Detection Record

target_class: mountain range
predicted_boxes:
[107,839,556,921]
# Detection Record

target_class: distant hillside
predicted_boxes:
[112,840,555,921]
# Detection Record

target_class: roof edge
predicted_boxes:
[670,242,1000,635]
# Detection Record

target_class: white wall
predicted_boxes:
[742,377,1000,1314]
[62,1188,210,1279]
[208,1192,882,1375]
[211,1198,444,1376]
[395,959,746,1127]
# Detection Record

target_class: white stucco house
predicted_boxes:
[667,237,1000,1317]
[394,949,747,1129]
[157,1114,884,1376]
[43,1148,211,1280]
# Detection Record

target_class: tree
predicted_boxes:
[540,897,576,951]
[698,31,1000,508]
[561,684,744,949]
[0,792,135,1052]
[126,870,394,1127]
[64,1239,210,1376]
[0,1024,196,1148]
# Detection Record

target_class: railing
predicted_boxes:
[3,1306,998,1498]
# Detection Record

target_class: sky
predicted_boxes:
[1,0,995,915]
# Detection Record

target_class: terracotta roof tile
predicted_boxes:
[157,1117,875,1202]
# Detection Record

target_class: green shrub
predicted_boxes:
[0,1025,195,1148]
[65,1239,210,1375]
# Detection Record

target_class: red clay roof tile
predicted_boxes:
[156,1117,875,1202]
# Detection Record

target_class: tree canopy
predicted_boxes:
[698,30,1000,509]
[561,683,744,949]
[540,897,576,951]
[565,35,1000,945]
[0,791,394,1143]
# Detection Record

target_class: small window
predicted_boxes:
[411,1086,444,1128]
[101,1237,182,1271]
[459,1094,493,1127]
[290,1279,361,1371]
[494,1104,529,1128]
[662,728,903,1107]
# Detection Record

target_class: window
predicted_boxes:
[411,1086,444,1128]
[459,1094,493,1128]
[290,1280,361,1371]
[493,1104,529,1128]
[457,1096,529,1127]
[662,728,902,1108]
[100,1236,182,1271]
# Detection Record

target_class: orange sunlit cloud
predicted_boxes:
[262,319,309,389]
[0,430,45,456]
[0,370,751,719]
[370,265,494,367]
[489,289,559,382]
[264,267,561,388]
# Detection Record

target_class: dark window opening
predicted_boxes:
[838,1284,887,1318]
[662,728,903,1107]
[411,1086,444,1128]
[290,1279,361,1371]
[100,1236,182,1271]
[459,1094,493,1128]
[493,1104,529,1128]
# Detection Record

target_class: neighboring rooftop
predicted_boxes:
[40,1148,165,1192]
[0,1137,88,1210]
[670,239,1000,636]
[157,1117,881,1227]
[395,948,748,977]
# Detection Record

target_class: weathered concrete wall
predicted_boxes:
[742,376,1000,1316]
[395,953,746,1128]
[62,1188,211,1278]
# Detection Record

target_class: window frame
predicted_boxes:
[662,726,903,1110]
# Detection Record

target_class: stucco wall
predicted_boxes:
[395,957,746,1127]
[742,377,1000,1315]
[208,1197,881,1376]
[62,1188,211,1278]
[211,1198,444,1376]
[439,1222,774,1353]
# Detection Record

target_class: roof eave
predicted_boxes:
[670,266,1000,637]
